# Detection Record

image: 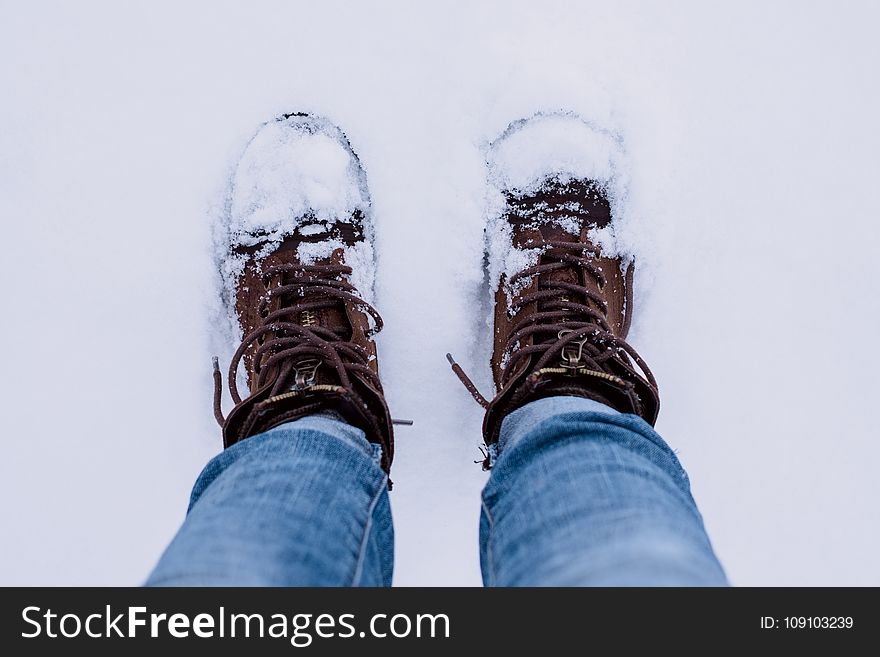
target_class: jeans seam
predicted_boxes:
[480,495,498,587]
[349,474,387,586]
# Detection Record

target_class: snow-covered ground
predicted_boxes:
[2,0,878,586]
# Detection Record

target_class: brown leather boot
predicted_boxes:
[213,113,395,474]
[449,114,659,462]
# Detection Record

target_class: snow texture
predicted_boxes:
[487,113,623,195]
[229,114,371,246]
[2,0,879,586]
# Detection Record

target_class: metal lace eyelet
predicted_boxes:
[557,329,589,373]
[290,358,321,391]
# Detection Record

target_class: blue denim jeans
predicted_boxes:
[147,397,726,586]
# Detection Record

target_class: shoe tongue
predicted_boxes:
[514,219,607,339]
[270,245,351,336]
[258,246,352,391]
[314,247,351,340]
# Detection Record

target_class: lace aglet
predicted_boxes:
[392,418,414,426]
[212,356,224,426]
[446,352,491,409]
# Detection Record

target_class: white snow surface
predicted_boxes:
[2,0,879,586]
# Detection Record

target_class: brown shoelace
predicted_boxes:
[213,261,383,425]
[449,238,656,406]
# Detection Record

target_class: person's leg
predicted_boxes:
[479,396,726,586]
[447,114,724,586]
[150,113,399,586]
[146,415,392,586]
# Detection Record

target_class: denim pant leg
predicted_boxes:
[480,396,727,586]
[146,416,393,586]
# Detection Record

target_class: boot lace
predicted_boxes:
[448,238,656,407]
[213,261,383,425]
